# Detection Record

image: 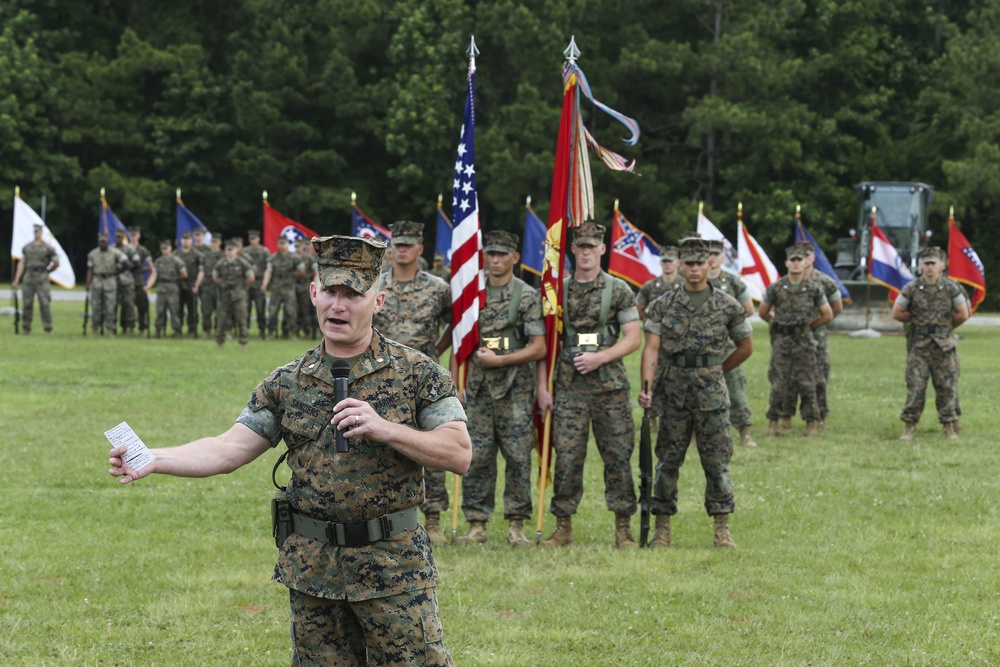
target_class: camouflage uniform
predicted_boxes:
[131,242,153,334]
[763,276,828,422]
[114,239,139,334]
[807,270,842,420]
[200,245,224,336]
[238,330,463,666]
[213,253,253,346]
[18,238,57,333]
[896,275,965,425]
[645,283,751,517]
[636,275,683,314]
[153,253,187,336]
[267,248,305,337]
[297,250,319,337]
[87,244,127,334]
[373,267,452,514]
[708,271,754,430]
[175,246,203,334]
[550,270,639,518]
[244,239,270,335]
[462,277,544,523]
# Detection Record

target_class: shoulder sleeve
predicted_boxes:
[726,299,752,340]
[611,277,640,324]
[520,283,545,337]
[414,357,467,429]
[813,285,829,308]
[896,281,915,308]
[948,280,966,308]
[236,370,283,447]
[643,296,665,335]
[763,282,777,305]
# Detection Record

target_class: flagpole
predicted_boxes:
[864,206,874,330]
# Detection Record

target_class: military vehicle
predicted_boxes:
[834,181,934,280]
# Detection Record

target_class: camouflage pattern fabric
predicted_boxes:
[644,286,750,516]
[289,587,452,667]
[200,247,224,335]
[115,243,139,331]
[709,273,754,429]
[636,274,683,312]
[267,250,305,336]
[132,244,152,332]
[244,244,270,333]
[373,269,452,513]
[763,277,828,421]
[88,247,127,332]
[296,252,318,337]
[19,240,57,333]
[213,256,253,345]
[896,276,965,424]
[153,254,186,334]
[801,271,841,419]
[462,278,544,523]
[549,272,639,517]
[175,248,202,333]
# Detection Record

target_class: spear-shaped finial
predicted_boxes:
[467,35,479,73]
[614,198,620,211]
[177,188,182,200]
[100,187,105,199]
[950,205,955,218]
[796,204,801,216]
[14,185,19,198]
[262,190,268,202]
[738,202,743,218]
[438,193,443,206]
[698,201,704,215]
[351,191,357,204]
[564,36,580,63]
[526,195,532,207]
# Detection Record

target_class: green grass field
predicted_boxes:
[1,301,998,666]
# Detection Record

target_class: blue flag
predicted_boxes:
[435,201,453,265]
[351,203,392,244]
[520,204,547,276]
[99,197,130,242]
[176,197,210,246]
[795,218,852,303]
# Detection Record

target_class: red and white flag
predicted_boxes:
[948,213,986,313]
[608,206,661,288]
[263,200,320,253]
[737,220,779,302]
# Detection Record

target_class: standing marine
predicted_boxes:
[11,224,59,335]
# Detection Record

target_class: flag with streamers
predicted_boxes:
[608,205,661,288]
[947,212,986,313]
[449,61,485,369]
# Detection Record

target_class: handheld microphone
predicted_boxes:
[332,359,351,453]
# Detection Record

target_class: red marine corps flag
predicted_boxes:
[535,37,640,542]
[947,208,986,313]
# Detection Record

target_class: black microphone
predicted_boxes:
[332,359,351,453]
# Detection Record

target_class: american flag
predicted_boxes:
[449,65,485,367]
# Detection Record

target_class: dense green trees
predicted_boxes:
[1,0,997,306]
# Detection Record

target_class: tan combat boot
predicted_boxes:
[805,421,820,437]
[455,521,488,546]
[540,516,573,548]
[424,512,446,546]
[713,514,736,548]
[943,422,959,440]
[614,514,637,549]
[506,520,532,548]
[648,515,672,548]
[899,423,916,441]
[954,418,963,433]
[739,427,757,448]
[767,421,781,437]
[779,418,792,431]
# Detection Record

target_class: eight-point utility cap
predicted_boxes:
[572,222,606,246]
[180,231,192,239]
[484,230,519,253]
[917,246,945,262]
[706,239,724,254]
[786,245,806,260]
[660,245,679,261]
[678,237,709,262]
[390,221,424,245]
[313,235,387,293]
[247,230,261,239]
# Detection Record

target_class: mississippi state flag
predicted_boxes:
[263,201,320,253]
[948,215,986,313]
[868,217,912,301]
[609,207,660,288]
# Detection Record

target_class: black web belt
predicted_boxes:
[670,354,724,368]
[290,507,420,547]
[912,325,952,335]
[771,323,809,335]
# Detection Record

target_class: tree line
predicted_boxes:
[1,0,997,306]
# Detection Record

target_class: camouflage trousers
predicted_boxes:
[766,333,820,422]
[247,284,267,334]
[420,469,449,514]
[289,586,453,667]
[781,335,831,420]
[268,284,298,336]
[91,278,118,333]
[217,287,249,345]
[21,276,52,333]
[461,386,534,522]
[179,286,199,333]
[725,366,752,429]
[549,388,637,517]
[135,285,150,332]
[901,345,958,425]
[117,281,136,331]
[652,386,735,517]
[155,285,182,334]
[297,287,315,337]
[201,284,218,335]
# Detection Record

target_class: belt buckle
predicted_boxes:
[483,337,501,350]
[328,519,369,547]
[577,333,599,346]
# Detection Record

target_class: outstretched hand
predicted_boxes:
[108,446,152,485]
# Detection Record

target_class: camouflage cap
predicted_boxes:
[679,238,709,262]
[193,227,205,234]
[128,225,140,234]
[917,246,945,262]
[433,252,445,262]
[660,245,679,261]
[114,228,126,238]
[681,230,701,239]
[786,245,806,260]
[159,239,171,247]
[180,231,192,239]
[796,240,816,255]
[233,236,244,246]
[572,222,606,246]
[33,223,43,231]
[247,230,261,239]
[98,233,109,242]
[706,239,724,254]
[390,220,424,245]
[484,230,520,253]
[313,235,387,293]
[225,238,238,248]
